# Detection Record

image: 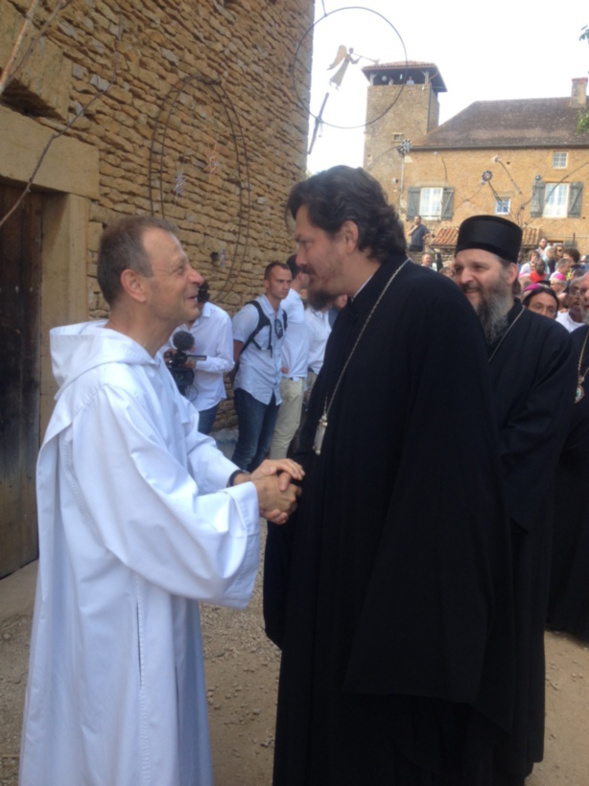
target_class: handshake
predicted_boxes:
[230,459,304,525]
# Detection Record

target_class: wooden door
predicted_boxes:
[0,184,42,578]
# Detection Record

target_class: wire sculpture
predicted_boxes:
[292,4,408,155]
[149,72,251,300]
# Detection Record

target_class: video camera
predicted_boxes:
[165,330,206,397]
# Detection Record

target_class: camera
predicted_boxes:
[165,331,206,397]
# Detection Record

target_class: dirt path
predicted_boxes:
[2,557,589,785]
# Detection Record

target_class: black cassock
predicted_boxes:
[264,257,516,785]
[485,303,576,782]
[547,324,589,640]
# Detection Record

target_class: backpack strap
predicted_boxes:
[240,300,287,357]
[241,300,272,354]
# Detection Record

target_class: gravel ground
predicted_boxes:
[2,551,589,786]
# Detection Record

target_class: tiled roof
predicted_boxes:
[412,98,589,149]
[431,227,459,248]
[432,225,539,249]
[521,227,540,247]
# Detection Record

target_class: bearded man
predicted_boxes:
[454,215,577,785]
[264,169,517,785]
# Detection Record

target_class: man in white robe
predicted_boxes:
[19,215,302,786]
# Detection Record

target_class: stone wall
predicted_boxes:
[364,82,440,210]
[2,0,314,428]
[3,0,313,316]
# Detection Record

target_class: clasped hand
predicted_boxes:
[250,459,304,525]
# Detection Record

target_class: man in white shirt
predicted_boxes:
[536,237,551,263]
[19,215,302,786]
[165,281,234,434]
[556,276,587,332]
[269,256,309,459]
[305,304,331,400]
[232,262,291,471]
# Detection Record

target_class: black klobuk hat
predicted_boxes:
[455,215,523,264]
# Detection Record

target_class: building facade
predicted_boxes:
[363,63,589,255]
[0,0,313,577]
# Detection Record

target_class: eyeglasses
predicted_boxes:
[274,318,284,339]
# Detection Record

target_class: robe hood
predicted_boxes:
[50,321,156,388]
[24,320,260,785]
[46,321,160,441]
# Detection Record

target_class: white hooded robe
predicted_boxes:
[20,322,260,786]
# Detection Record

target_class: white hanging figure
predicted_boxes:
[328,45,359,89]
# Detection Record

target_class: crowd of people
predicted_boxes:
[163,256,337,471]
[19,167,589,786]
[416,228,589,652]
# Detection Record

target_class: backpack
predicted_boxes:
[241,300,287,357]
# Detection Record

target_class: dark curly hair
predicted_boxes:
[286,165,406,263]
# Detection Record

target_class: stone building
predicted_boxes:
[0,0,313,577]
[363,62,589,256]
[363,61,447,211]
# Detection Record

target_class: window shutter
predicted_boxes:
[441,188,454,220]
[530,182,545,218]
[407,188,420,219]
[568,182,583,217]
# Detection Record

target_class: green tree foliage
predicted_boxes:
[578,26,589,133]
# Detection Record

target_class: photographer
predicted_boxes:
[164,280,234,434]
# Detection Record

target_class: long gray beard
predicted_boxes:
[476,296,510,346]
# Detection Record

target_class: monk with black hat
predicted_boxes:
[454,215,577,784]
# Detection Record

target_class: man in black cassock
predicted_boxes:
[263,167,516,785]
[547,321,589,640]
[453,216,577,785]
[547,273,589,639]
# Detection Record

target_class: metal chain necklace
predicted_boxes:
[575,329,589,404]
[313,259,410,455]
[488,303,525,364]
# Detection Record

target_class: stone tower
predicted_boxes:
[362,62,446,210]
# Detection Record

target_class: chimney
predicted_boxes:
[571,77,588,108]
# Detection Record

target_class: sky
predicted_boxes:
[304,0,589,173]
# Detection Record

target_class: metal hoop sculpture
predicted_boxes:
[149,73,251,299]
[293,5,408,132]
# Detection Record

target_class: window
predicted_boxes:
[495,197,511,215]
[531,181,583,218]
[419,187,443,219]
[552,152,568,169]
[407,187,455,220]
[543,183,569,218]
